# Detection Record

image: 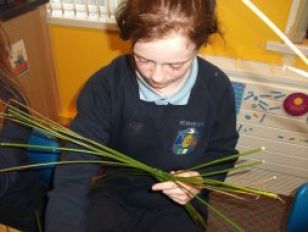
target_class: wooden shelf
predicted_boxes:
[0,0,49,20]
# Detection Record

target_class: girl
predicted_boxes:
[46,1,238,231]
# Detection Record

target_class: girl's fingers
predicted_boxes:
[152,181,178,191]
[151,170,202,204]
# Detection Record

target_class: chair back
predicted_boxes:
[287,183,308,232]
[27,129,60,188]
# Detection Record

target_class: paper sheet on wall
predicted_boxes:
[10,40,30,77]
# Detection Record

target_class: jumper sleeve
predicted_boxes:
[202,77,239,182]
[45,74,112,232]
[0,119,30,198]
[0,120,30,199]
[0,113,46,230]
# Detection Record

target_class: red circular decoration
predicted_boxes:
[283,92,308,116]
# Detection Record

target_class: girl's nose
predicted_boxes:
[149,65,164,83]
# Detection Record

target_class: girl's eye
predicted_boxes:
[139,58,150,63]
[168,64,183,70]
[135,55,151,64]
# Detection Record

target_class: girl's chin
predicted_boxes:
[150,84,165,89]
[147,82,166,89]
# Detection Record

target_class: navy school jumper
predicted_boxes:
[0,86,46,231]
[46,55,239,231]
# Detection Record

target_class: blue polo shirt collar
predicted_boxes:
[136,57,198,105]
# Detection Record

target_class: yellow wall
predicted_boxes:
[49,0,295,119]
[202,0,292,62]
[49,27,130,120]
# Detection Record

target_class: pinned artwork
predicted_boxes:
[283,93,308,116]
[243,89,283,113]
[10,40,30,77]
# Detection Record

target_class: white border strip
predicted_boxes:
[266,41,308,56]
[46,15,118,31]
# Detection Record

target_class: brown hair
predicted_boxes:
[116,0,220,49]
[0,23,27,128]
[0,24,27,104]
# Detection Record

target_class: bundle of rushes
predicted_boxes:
[0,102,280,231]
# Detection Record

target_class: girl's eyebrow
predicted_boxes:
[164,60,190,66]
[133,52,192,65]
[133,53,153,61]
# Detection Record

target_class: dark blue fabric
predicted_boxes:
[0,89,46,231]
[46,55,238,231]
[86,190,204,232]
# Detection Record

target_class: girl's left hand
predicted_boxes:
[151,171,202,205]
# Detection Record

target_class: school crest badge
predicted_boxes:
[172,127,200,155]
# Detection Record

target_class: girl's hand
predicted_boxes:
[151,171,202,205]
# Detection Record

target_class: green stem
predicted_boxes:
[0,104,280,232]
[201,160,263,177]
[188,147,264,171]
[194,194,245,232]
[0,160,132,172]
[202,178,278,198]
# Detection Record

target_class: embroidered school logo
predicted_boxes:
[172,127,200,155]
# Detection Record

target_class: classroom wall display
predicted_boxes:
[206,56,308,196]
[10,39,29,77]
[283,92,308,116]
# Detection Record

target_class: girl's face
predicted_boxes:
[133,33,197,94]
